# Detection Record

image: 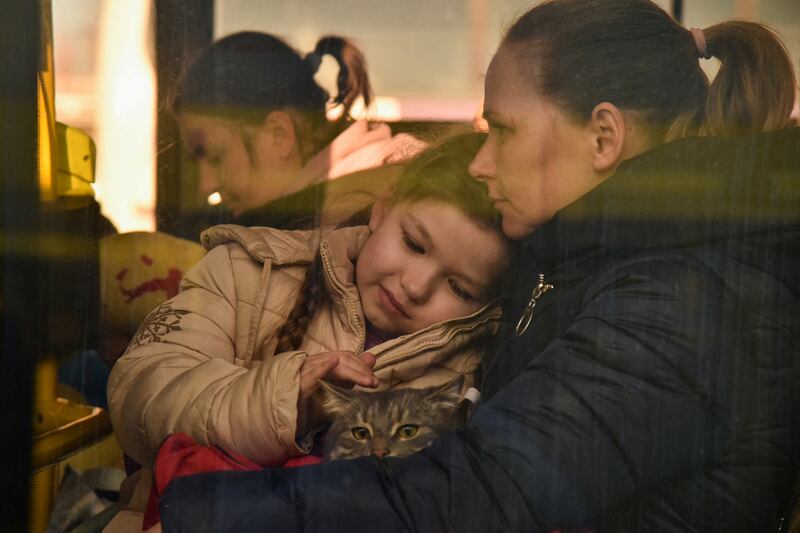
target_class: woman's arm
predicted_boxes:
[158,257,798,532]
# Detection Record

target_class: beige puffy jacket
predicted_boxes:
[107,224,502,468]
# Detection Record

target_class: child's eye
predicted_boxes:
[396,424,419,439]
[402,230,425,254]
[351,427,370,441]
[449,280,474,302]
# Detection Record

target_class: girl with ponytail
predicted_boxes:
[170,32,424,233]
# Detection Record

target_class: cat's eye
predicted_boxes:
[396,424,419,439]
[351,427,370,441]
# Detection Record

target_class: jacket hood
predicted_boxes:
[201,224,320,265]
[525,128,800,273]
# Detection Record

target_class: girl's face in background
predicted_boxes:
[356,198,511,336]
[178,112,298,215]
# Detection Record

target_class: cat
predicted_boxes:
[317,377,468,460]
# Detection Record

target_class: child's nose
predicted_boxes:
[401,266,436,303]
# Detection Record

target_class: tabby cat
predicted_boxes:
[318,377,467,460]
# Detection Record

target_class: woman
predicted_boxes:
[155,1,800,531]
[171,32,424,237]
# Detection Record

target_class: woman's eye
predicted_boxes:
[191,145,207,159]
[396,425,419,439]
[351,427,370,441]
[488,122,509,139]
[402,231,425,254]
[449,280,474,302]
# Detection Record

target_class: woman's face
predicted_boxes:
[469,48,601,239]
[356,198,510,336]
[177,112,298,215]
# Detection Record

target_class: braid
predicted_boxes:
[274,252,327,353]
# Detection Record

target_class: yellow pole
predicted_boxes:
[31,359,59,533]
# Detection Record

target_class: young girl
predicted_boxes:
[107,132,512,471]
[171,31,424,237]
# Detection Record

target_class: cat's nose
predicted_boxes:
[371,448,390,459]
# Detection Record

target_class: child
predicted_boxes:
[107,132,512,473]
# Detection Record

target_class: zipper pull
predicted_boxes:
[515,273,554,336]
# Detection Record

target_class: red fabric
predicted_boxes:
[284,455,324,467]
[142,433,322,529]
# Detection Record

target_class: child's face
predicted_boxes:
[356,198,511,336]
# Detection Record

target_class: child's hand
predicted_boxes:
[297,352,377,438]
[299,351,378,401]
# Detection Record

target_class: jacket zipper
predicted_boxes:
[515,273,554,336]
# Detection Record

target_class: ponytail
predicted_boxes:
[700,21,796,137]
[309,35,373,121]
[171,32,375,161]
[503,0,797,143]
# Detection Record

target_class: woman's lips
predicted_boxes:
[378,286,410,319]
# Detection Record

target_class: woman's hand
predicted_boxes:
[299,351,378,401]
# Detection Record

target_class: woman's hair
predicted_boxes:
[502,0,797,140]
[274,133,503,352]
[170,32,373,160]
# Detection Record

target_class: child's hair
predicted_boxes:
[274,132,501,352]
[170,32,373,161]
[502,0,797,141]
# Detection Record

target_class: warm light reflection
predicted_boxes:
[37,78,54,201]
[94,0,156,232]
[207,192,222,206]
[330,96,401,122]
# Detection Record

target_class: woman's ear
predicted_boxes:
[589,102,626,174]
[261,110,298,159]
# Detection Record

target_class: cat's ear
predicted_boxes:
[316,381,358,417]
[426,375,465,411]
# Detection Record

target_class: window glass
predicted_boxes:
[4,1,799,531]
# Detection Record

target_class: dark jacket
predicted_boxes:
[159,129,800,532]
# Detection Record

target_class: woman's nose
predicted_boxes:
[197,161,220,196]
[468,141,495,182]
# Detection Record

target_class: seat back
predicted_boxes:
[99,231,205,364]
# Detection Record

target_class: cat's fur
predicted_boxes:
[318,377,466,460]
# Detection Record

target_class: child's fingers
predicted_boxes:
[359,351,377,368]
[328,353,378,387]
[299,354,339,397]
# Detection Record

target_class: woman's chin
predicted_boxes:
[502,217,536,240]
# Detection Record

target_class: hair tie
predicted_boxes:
[690,27,711,59]
[305,52,322,73]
